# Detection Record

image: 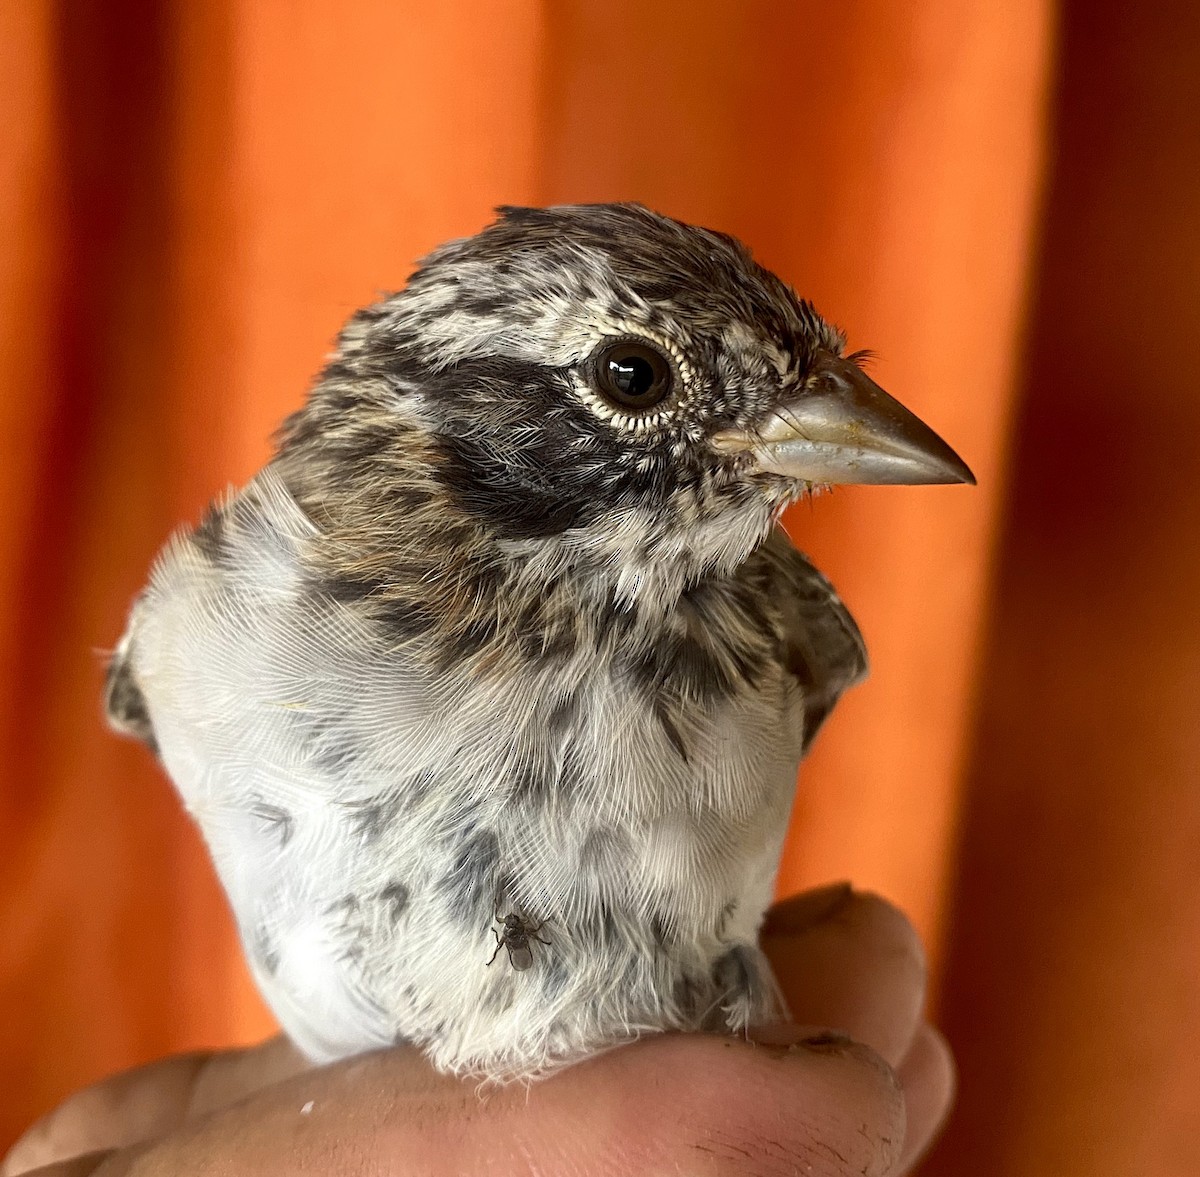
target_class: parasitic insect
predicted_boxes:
[487,911,551,971]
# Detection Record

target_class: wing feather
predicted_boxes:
[761,530,868,751]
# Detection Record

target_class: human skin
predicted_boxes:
[3,887,954,1176]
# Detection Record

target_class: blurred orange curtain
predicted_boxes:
[3,2,1198,1174]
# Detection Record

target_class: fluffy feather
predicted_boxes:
[107,204,869,1080]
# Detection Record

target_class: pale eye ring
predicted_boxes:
[589,338,674,411]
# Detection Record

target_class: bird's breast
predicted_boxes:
[445,616,806,944]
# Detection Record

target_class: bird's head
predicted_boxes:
[281,204,972,605]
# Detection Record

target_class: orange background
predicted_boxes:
[2,2,1198,1173]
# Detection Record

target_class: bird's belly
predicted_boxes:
[138,575,806,1074]
[302,689,800,1071]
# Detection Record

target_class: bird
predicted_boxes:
[104,203,973,1082]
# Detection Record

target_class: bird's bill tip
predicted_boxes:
[713,355,976,488]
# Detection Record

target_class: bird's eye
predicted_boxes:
[591,340,674,411]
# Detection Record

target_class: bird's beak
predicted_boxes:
[712,353,976,486]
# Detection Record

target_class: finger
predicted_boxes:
[2,1037,310,1176]
[895,1023,955,1174]
[6,1155,117,1177]
[761,886,927,1067]
[183,1034,312,1116]
[46,1031,905,1177]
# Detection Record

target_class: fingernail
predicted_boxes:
[748,1023,855,1055]
[761,881,853,936]
[795,1030,854,1053]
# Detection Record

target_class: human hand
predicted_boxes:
[3,886,953,1176]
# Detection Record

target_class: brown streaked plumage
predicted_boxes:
[106,204,972,1081]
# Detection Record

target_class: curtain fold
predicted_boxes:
[928,2,1200,1173]
[2,3,1195,1173]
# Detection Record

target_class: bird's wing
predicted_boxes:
[104,633,158,751]
[110,469,454,1058]
[105,475,324,757]
[761,529,868,752]
[120,469,446,817]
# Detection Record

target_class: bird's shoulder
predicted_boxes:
[107,473,317,747]
[108,469,436,758]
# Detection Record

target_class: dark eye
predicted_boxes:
[592,340,674,410]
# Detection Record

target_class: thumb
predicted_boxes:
[2,1037,309,1176]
